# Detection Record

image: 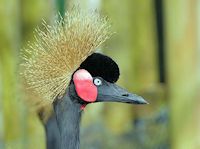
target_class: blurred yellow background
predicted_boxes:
[0,0,200,149]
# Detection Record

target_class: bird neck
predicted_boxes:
[44,113,60,149]
[54,88,82,149]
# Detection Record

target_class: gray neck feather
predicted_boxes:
[54,88,82,149]
[45,114,60,149]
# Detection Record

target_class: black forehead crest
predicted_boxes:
[80,53,120,83]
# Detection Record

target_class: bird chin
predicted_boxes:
[80,104,87,110]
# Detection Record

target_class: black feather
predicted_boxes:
[80,53,120,83]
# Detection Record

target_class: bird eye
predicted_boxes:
[94,78,102,86]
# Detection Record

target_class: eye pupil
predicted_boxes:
[94,78,102,86]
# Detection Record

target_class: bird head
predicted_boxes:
[69,53,147,109]
[21,9,147,122]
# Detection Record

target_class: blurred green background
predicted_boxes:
[0,0,200,149]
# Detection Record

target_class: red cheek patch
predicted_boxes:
[73,69,97,102]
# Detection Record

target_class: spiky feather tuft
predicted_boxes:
[21,9,112,105]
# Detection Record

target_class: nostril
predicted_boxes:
[122,94,129,97]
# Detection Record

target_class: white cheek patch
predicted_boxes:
[73,69,93,81]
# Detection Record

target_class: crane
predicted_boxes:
[21,8,147,149]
